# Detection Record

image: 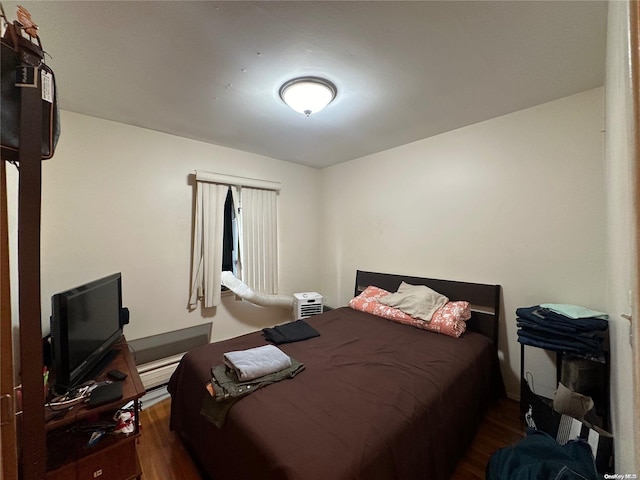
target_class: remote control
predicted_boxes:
[107,369,128,381]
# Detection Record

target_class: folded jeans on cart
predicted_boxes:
[517,331,603,356]
[516,306,609,332]
[516,317,603,336]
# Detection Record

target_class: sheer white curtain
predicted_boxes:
[189,182,228,308]
[239,187,278,294]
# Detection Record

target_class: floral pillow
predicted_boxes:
[349,286,424,328]
[349,286,469,338]
[432,301,471,323]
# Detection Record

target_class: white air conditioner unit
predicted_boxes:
[294,292,323,320]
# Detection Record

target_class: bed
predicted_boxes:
[168,270,504,480]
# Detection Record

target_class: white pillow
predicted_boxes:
[378,282,448,321]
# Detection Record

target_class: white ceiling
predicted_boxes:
[8,1,607,168]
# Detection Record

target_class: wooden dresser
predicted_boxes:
[45,338,145,480]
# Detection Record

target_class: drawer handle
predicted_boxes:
[0,393,13,426]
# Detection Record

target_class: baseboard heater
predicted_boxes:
[129,323,211,390]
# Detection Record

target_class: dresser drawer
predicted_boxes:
[47,436,140,480]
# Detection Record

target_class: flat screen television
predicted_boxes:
[50,272,125,388]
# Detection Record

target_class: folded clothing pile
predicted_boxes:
[348,282,471,338]
[516,304,608,358]
[202,344,304,427]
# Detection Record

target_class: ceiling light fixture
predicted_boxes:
[279,77,337,117]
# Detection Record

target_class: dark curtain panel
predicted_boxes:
[222,189,234,273]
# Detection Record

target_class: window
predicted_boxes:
[188,171,280,308]
[221,189,236,276]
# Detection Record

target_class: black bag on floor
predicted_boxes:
[521,380,613,474]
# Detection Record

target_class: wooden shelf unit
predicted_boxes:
[45,337,145,480]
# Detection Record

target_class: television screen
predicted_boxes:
[51,273,124,388]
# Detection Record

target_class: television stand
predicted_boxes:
[45,337,145,480]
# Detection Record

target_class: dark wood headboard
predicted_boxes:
[354,270,501,347]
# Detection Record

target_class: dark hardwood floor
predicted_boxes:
[138,396,525,480]
[450,397,525,479]
[137,398,203,480]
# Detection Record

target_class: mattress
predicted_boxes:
[168,306,500,479]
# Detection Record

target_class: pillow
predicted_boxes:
[431,301,471,323]
[378,282,448,321]
[349,286,466,338]
[349,286,423,327]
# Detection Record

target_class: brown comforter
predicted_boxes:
[168,307,498,480]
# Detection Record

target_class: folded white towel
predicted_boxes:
[223,344,292,381]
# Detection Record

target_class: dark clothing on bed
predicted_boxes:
[262,319,320,344]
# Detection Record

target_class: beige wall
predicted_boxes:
[604,0,636,472]
[320,88,607,402]
[7,111,322,344]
